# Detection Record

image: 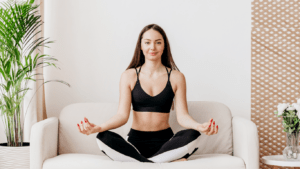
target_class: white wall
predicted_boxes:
[0,0,251,143]
[43,0,251,121]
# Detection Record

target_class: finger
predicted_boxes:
[84,118,92,128]
[78,124,87,135]
[209,121,215,134]
[84,120,94,134]
[206,123,211,132]
[84,117,95,127]
[208,119,213,127]
[81,121,85,130]
[84,117,90,124]
[208,119,213,130]
[85,120,91,130]
[77,123,82,133]
[215,125,218,134]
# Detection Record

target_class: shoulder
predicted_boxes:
[122,68,137,77]
[169,69,186,92]
[170,69,185,82]
[119,68,137,86]
[121,68,136,80]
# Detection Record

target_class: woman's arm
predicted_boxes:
[173,71,218,136]
[96,70,132,132]
[173,71,200,130]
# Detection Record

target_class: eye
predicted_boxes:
[145,42,149,44]
[157,42,161,44]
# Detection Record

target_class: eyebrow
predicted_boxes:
[143,39,162,41]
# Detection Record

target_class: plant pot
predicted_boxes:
[0,142,30,169]
[283,132,300,160]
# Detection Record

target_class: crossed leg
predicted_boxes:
[96,129,201,163]
[96,130,153,162]
[147,129,201,163]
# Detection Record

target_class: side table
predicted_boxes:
[262,155,300,169]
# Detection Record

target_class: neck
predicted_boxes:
[141,61,165,76]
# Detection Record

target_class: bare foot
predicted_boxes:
[171,158,187,162]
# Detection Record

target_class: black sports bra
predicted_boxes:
[131,65,175,113]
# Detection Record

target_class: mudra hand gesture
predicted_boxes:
[77,117,101,135]
[196,118,218,136]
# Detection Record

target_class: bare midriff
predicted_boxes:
[131,110,171,131]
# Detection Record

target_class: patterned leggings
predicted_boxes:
[96,127,201,163]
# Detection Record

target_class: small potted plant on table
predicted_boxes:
[274,99,300,160]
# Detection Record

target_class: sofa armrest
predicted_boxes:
[232,116,259,169]
[30,117,58,169]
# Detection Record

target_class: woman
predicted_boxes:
[77,24,218,163]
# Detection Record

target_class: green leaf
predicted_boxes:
[4,59,11,75]
[24,77,35,82]
[289,128,295,133]
[6,80,11,92]
[289,110,296,114]
[28,0,35,4]
[0,67,7,80]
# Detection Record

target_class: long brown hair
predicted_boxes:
[126,24,179,71]
[126,24,178,110]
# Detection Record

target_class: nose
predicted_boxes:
[150,43,156,50]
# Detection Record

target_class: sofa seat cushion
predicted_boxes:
[161,154,245,169]
[43,153,245,169]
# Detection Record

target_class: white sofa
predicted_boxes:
[30,101,259,169]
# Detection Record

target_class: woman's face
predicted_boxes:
[141,29,165,61]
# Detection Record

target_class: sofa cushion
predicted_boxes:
[43,153,245,169]
[58,102,123,155]
[170,101,233,155]
[58,101,233,156]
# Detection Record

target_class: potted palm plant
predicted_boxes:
[0,0,70,168]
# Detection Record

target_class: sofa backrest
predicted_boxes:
[58,101,233,156]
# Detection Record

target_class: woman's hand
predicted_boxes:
[77,117,102,135]
[196,118,218,136]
